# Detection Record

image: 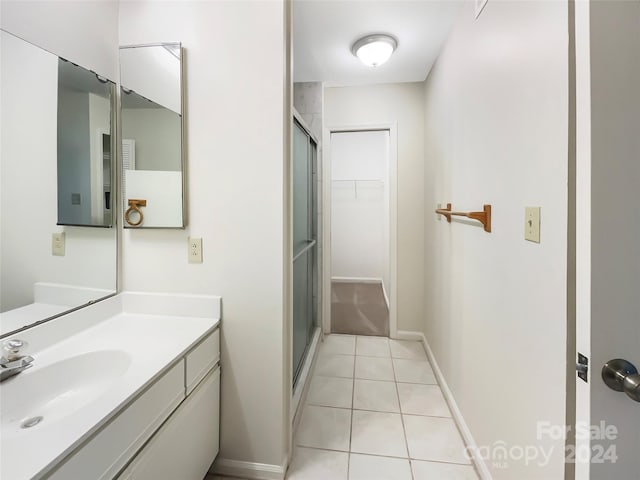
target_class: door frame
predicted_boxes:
[322,123,398,339]
[573,0,589,477]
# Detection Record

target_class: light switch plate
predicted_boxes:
[188,237,202,264]
[52,232,65,256]
[525,207,541,243]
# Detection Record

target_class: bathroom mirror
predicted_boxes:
[57,58,116,227]
[0,30,118,337]
[120,43,185,228]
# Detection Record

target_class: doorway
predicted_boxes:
[323,127,398,338]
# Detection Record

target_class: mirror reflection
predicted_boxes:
[0,30,117,336]
[120,43,184,228]
[57,58,115,227]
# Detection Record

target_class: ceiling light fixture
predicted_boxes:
[351,34,397,67]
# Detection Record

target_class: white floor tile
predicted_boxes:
[348,453,412,480]
[397,383,451,417]
[314,354,355,378]
[296,406,352,451]
[286,447,349,480]
[307,376,353,409]
[350,410,408,458]
[320,335,356,355]
[389,339,427,359]
[392,358,436,384]
[353,379,400,413]
[411,460,478,480]
[355,356,395,381]
[403,415,470,464]
[356,336,390,357]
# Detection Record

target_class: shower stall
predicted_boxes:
[292,117,319,386]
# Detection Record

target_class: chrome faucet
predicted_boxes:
[0,339,34,382]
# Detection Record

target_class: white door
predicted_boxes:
[575,2,640,478]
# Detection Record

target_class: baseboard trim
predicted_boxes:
[331,276,382,284]
[394,329,424,341]
[401,330,493,480]
[292,327,321,426]
[381,281,390,309]
[211,458,286,480]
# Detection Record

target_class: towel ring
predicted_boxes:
[125,199,147,227]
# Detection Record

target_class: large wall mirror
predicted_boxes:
[120,43,185,228]
[0,30,118,337]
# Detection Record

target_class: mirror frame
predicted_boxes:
[119,42,186,229]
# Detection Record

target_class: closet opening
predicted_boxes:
[324,128,397,338]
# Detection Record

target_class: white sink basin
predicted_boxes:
[1,350,132,436]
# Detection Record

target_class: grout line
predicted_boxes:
[347,338,357,480]
[353,353,392,358]
[400,412,454,419]
[294,445,473,466]
[390,356,415,480]
[303,403,454,419]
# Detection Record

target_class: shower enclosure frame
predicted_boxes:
[292,113,321,388]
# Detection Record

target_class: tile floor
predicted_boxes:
[288,334,478,480]
[206,334,477,480]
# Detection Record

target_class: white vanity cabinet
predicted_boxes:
[47,327,220,480]
[117,367,220,480]
[117,330,221,480]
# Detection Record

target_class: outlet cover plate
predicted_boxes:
[188,237,202,264]
[52,232,65,256]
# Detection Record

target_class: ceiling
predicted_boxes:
[293,0,464,87]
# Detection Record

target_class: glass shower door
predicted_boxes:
[293,120,317,385]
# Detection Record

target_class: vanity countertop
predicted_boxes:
[0,292,220,480]
[0,303,70,336]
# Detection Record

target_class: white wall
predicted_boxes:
[118,0,288,471]
[124,170,183,227]
[57,88,92,225]
[121,108,182,171]
[88,93,111,223]
[0,0,119,80]
[422,2,568,478]
[120,45,181,114]
[331,131,389,297]
[0,31,116,314]
[324,83,425,332]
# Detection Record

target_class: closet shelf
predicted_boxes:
[435,203,492,233]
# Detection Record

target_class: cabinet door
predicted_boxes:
[49,361,185,480]
[118,366,220,480]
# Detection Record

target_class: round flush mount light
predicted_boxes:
[351,34,398,67]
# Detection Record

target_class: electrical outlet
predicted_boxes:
[525,207,541,243]
[52,232,65,256]
[188,237,203,264]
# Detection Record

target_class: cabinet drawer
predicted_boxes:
[48,361,185,480]
[118,366,220,480]
[185,328,219,394]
